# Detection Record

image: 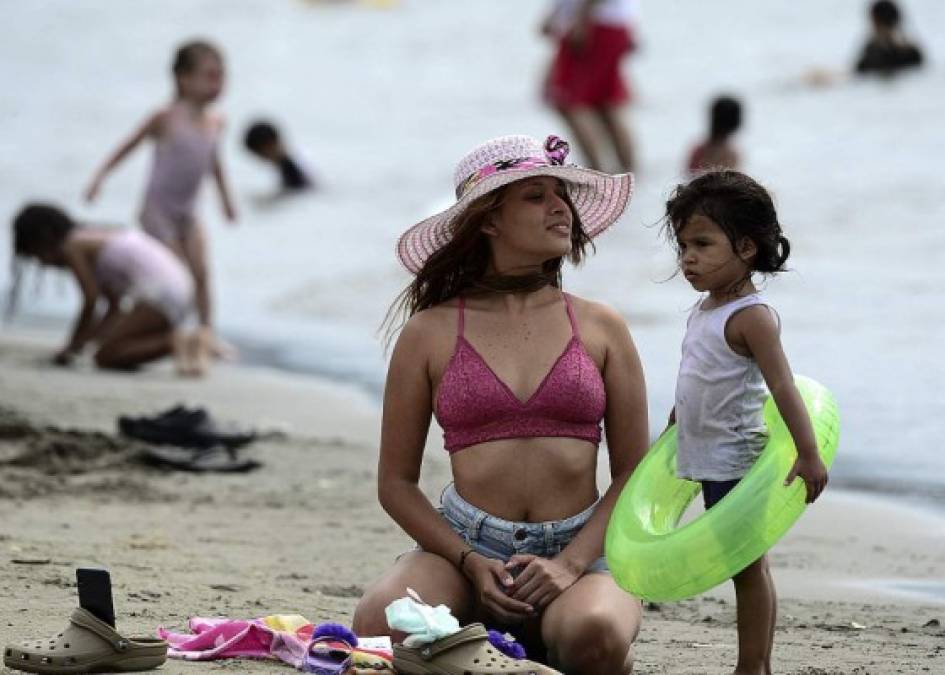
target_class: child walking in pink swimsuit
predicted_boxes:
[85,40,236,373]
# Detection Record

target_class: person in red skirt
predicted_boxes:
[541,0,638,172]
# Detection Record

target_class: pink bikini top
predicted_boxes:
[434,293,607,454]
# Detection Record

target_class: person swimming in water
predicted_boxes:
[855,0,923,76]
[804,1,924,86]
[244,120,315,193]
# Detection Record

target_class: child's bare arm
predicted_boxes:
[212,150,237,223]
[85,111,164,202]
[88,293,123,343]
[732,306,829,503]
[57,244,102,362]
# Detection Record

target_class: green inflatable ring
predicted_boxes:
[605,376,839,602]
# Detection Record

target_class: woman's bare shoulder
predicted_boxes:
[393,301,461,351]
[566,294,628,334]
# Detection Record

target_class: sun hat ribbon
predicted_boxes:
[454,135,571,199]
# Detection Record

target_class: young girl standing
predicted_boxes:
[85,40,236,371]
[663,170,828,675]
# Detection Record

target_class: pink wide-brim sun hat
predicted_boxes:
[396,134,634,274]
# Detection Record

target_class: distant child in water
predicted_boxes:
[805,1,923,86]
[855,0,923,75]
[686,95,742,176]
[244,120,314,193]
[85,39,236,371]
[11,203,204,374]
[663,171,829,675]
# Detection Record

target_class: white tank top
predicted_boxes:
[675,294,777,481]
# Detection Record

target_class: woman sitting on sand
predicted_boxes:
[10,203,201,373]
[352,135,647,674]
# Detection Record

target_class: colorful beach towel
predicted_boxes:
[158,614,310,666]
[157,615,392,672]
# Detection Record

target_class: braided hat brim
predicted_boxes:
[396,166,634,274]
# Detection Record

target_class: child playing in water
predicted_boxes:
[244,120,314,193]
[855,0,923,75]
[11,203,199,373]
[85,39,236,370]
[663,171,829,675]
[805,0,924,86]
[686,95,742,176]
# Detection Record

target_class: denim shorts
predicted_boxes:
[438,483,609,574]
[701,478,741,509]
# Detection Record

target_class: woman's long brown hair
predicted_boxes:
[382,183,593,345]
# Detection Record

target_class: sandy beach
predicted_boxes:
[1,0,942,672]
[1,331,942,675]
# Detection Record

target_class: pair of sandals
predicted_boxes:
[120,405,260,473]
[4,608,166,674]
[118,405,257,450]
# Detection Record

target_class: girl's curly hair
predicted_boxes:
[663,170,790,274]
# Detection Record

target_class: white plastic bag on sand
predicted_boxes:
[384,588,461,647]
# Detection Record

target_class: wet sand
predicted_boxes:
[1,331,943,675]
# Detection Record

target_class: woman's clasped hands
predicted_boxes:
[464,552,581,623]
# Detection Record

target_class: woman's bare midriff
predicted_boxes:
[449,436,599,522]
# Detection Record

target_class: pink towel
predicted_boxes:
[158,616,309,667]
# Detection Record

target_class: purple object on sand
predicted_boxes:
[303,622,358,675]
[486,629,526,660]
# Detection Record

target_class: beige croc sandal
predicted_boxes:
[392,623,560,675]
[3,608,167,673]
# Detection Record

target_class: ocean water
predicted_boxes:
[1,1,943,505]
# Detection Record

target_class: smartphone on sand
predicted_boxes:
[76,568,115,627]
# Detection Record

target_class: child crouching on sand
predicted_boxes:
[11,203,206,375]
[664,170,828,674]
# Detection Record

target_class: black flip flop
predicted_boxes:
[136,445,261,473]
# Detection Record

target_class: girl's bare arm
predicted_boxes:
[211,150,237,222]
[731,305,828,503]
[85,111,164,201]
[58,243,102,359]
